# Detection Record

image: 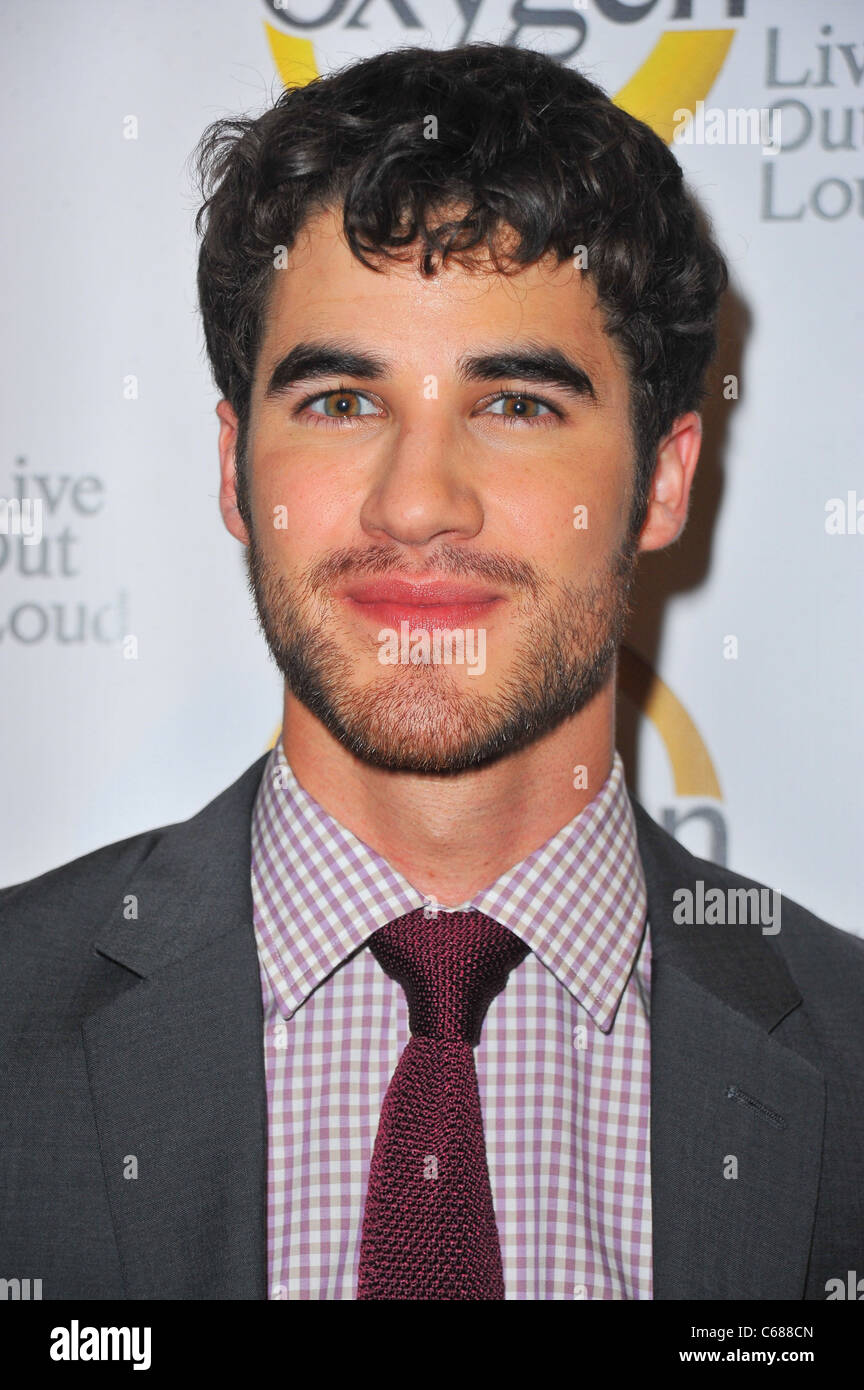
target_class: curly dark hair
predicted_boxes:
[194,41,728,535]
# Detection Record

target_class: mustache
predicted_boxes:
[300,544,545,601]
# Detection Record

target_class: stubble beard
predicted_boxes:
[243,526,638,775]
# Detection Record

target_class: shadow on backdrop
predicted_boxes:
[617,279,752,803]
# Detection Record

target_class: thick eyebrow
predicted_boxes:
[263,339,597,403]
[457,347,597,402]
[264,342,390,398]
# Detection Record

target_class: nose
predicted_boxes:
[358,413,484,550]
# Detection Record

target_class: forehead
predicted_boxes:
[257,204,624,386]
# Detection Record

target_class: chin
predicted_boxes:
[331,677,500,773]
[306,668,562,775]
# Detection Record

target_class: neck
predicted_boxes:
[279,682,617,906]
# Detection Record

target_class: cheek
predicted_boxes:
[252,443,359,557]
[494,449,631,573]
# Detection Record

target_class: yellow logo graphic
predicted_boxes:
[613,30,734,144]
[618,646,721,801]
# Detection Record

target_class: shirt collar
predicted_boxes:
[251,741,647,1032]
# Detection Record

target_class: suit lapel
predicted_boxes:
[633,799,825,1299]
[81,755,271,1299]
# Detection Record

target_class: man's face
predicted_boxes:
[230,205,642,774]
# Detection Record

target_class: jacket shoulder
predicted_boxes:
[0,753,270,960]
[631,793,864,983]
[0,825,172,922]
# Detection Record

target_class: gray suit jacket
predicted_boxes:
[1,753,862,1300]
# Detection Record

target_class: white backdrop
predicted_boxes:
[1,0,861,936]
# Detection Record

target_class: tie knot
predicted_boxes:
[367,908,529,1045]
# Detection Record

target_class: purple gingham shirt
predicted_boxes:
[251,740,651,1300]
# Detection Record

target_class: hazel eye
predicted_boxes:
[306,389,378,418]
[484,393,554,421]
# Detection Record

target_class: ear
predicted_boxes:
[216,399,250,545]
[636,411,702,554]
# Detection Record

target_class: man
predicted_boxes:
[1,42,862,1302]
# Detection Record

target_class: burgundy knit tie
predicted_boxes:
[356,907,530,1301]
